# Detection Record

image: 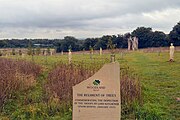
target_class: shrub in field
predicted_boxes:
[18,50,22,56]
[11,49,16,55]
[47,47,51,55]
[0,58,41,109]
[36,47,41,55]
[0,51,2,56]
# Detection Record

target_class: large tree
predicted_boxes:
[0,41,8,48]
[96,35,113,49]
[169,22,180,46]
[59,36,80,52]
[149,31,167,47]
[115,34,128,48]
[132,27,168,48]
[83,38,98,50]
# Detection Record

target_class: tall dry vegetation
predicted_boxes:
[46,62,102,102]
[120,66,142,118]
[0,58,41,109]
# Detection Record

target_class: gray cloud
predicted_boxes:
[0,0,180,38]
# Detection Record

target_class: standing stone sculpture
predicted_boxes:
[128,36,138,51]
[68,49,72,64]
[128,37,132,50]
[100,47,102,56]
[132,37,139,51]
[169,43,175,62]
[120,52,124,59]
[61,50,64,55]
[50,51,53,56]
[22,53,25,58]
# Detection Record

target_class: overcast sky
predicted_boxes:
[0,0,180,39]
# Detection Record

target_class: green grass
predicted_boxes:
[1,51,180,119]
[118,51,180,119]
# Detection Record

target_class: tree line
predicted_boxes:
[0,22,180,52]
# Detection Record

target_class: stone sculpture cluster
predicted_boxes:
[128,36,138,51]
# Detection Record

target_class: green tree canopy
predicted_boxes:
[132,27,167,48]
[83,38,98,50]
[169,22,180,46]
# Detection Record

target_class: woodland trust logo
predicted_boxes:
[87,79,105,91]
[93,79,101,86]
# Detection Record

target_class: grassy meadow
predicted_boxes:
[0,49,179,120]
[119,51,180,119]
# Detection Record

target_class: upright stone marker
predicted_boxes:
[128,36,138,51]
[22,53,25,58]
[61,50,64,55]
[68,49,72,64]
[73,62,121,120]
[128,37,132,50]
[169,43,175,62]
[100,47,102,56]
[44,50,47,56]
[50,51,53,56]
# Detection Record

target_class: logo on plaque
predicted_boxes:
[93,80,101,86]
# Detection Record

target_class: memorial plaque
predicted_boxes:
[73,62,120,120]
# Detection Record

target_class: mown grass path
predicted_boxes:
[119,51,180,119]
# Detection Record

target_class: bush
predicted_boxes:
[12,49,16,55]
[0,51,2,56]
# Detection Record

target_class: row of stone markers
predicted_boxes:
[68,47,103,64]
[0,48,56,56]
[67,42,176,64]
[0,43,176,62]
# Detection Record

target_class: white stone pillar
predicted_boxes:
[169,43,175,61]
[100,47,102,55]
[68,50,72,64]
[128,37,132,50]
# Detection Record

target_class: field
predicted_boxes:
[0,49,179,120]
[120,51,180,119]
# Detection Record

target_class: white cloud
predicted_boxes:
[0,0,180,38]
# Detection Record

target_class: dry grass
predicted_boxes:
[46,62,101,102]
[120,66,142,118]
[0,58,41,109]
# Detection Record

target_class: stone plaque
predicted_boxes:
[73,62,120,120]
